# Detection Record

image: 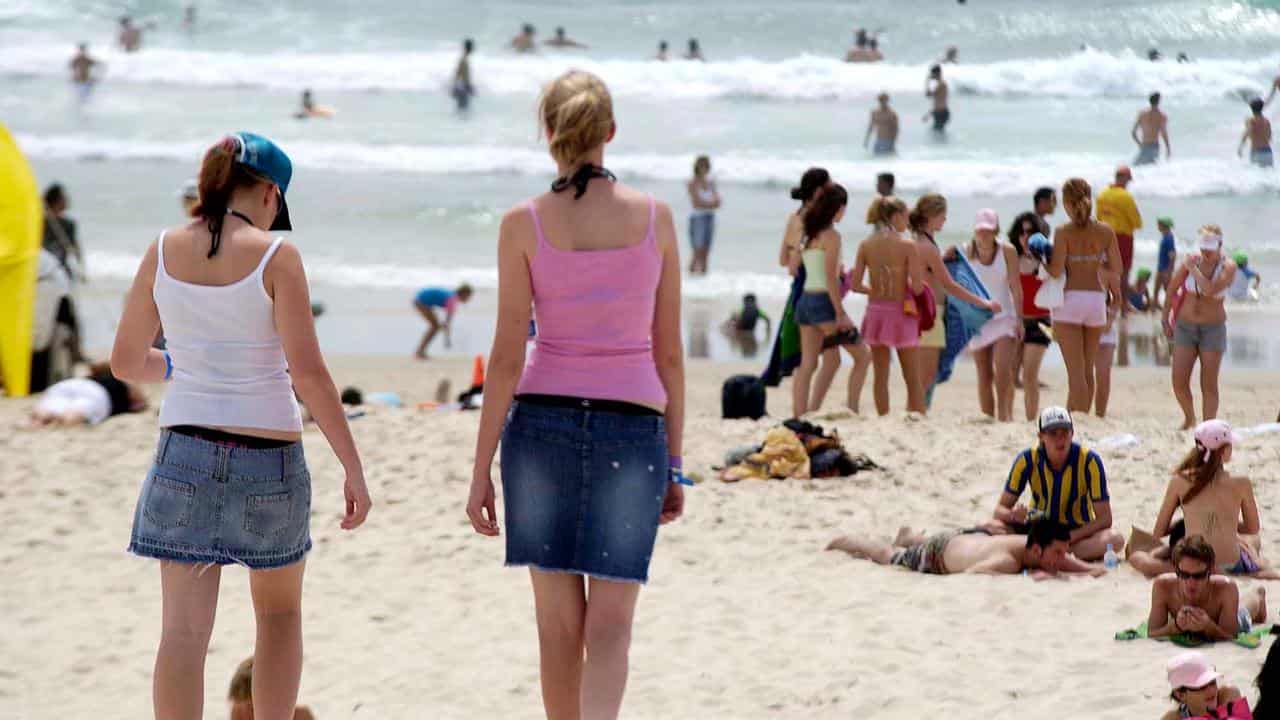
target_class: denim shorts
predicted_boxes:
[128,429,312,569]
[795,292,837,326]
[500,401,669,584]
[689,213,714,251]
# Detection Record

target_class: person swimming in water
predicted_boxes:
[293,90,333,119]
[1132,92,1171,165]
[655,40,669,61]
[545,27,588,49]
[511,23,536,52]
[453,38,476,111]
[685,38,705,61]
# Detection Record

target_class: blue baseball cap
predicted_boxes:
[232,132,293,231]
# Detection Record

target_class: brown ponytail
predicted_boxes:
[1062,177,1093,224]
[191,136,270,258]
[1175,443,1226,505]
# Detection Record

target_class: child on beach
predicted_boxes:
[1155,216,1177,309]
[1131,419,1279,579]
[1128,267,1153,312]
[413,284,473,359]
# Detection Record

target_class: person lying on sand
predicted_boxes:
[1148,535,1267,642]
[26,363,147,427]
[988,406,1125,560]
[826,517,1105,579]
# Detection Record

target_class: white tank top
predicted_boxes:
[971,242,1014,321]
[153,231,302,431]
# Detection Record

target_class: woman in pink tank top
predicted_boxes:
[467,70,686,720]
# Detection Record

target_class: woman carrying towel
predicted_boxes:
[789,184,852,417]
[467,70,685,720]
[1046,178,1123,414]
[111,133,371,719]
[965,209,1023,422]
[1163,225,1237,429]
[849,196,926,416]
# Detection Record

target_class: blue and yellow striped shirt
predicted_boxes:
[1003,443,1109,530]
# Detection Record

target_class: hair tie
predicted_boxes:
[551,164,616,199]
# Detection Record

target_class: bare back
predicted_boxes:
[943,534,1023,574]
[872,108,899,141]
[1052,220,1118,292]
[527,183,655,253]
[857,231,916,302]
[1138,108,1166,143]
[929,80,948,109]
[1177,471,1255,565]
[1248,115,1273,149]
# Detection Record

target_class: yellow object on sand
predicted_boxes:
[721,427,811,481]
[0,123,42,397]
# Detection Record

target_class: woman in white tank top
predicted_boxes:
[110,133,371,719]
[965,209,1024,422]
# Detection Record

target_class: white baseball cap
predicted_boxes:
[1038,406,1073,432]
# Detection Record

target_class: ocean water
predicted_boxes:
[4,0,1280,365]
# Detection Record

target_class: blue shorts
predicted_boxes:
[873,138,896,155]
[1135,143,1160,165]
[500,401,669,583]
[795,292,837,326]
[129,430,312,569]
[689,213,714,252]
[1252,147,1274,168]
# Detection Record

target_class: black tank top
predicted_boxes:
[91,372,131,417]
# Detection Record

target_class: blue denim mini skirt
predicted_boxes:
[128,429,312,569]
[500,401,669,583]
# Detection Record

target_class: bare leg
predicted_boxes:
[1129,550,1175,579]
[1199,350,1223,421]
[580,578,642,720]
[870,345,892,416]
[1021,343,1048,421]
[1070,529,1125,562]
[1095,343,1116,418]
[414,303,441,359]
[154,562,221,720]
[893,526,926,547]
[992,336,1017,422]
[1079,325,1103,415]
[249,560,306,720]
[1054,322,1088,413]
[1245,586,1268,624]
[1170,344,1198,428]
[973,345,995,417]
[792,325,827,417]
[808,345,841,412]
[897,346,925,414]
[825,535,896,564]
[1013,341,1025,389]
[917,347,941,407]
[531,570,587,720]
[843,343,871,414]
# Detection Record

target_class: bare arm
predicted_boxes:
[1003,245,1023,317]
[269,243,370,529]
[849,242,870,294]
[1162,263,1190,325]
[1047,230,1066,279]
[1069,501,1114,544]
[1240,478,1261,535]
[1057,555,1106,577]
[823,231,848,323]
[905,239,925,294]
[1131,115,1141,146]
[109,242,169,383]
[993,490,1028,525]
[926,246,988,308]
[1147,582,1180,638]
[1151,477,1181,539]
[1198,260,1237,297]
[651,202,686,524]
[1103,229,1124,313]
[1161,118,1171,156]
[1215,587,1242,638]
[864,113,874,147]
[1239,121,1250,157]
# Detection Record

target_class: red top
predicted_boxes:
[1020,271,1049,318]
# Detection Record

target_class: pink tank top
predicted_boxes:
[515,195,668,408]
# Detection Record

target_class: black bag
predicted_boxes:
[722,375,766,419]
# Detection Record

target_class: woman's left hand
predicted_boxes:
[660,483,684,524]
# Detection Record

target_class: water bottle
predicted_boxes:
[1103,544,1120,570]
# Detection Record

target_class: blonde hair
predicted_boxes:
[1199,224,1223,238]
[870,195,908,227]
[539,70,615,169]
[1062,178,1092,221]
[908,194,947,234]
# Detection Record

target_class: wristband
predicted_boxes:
[163,352,173,381]
[669,468,694,487]
[668,455,682,471]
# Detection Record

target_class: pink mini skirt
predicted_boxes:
[861,299,920,348]
[1050,290,1107,328]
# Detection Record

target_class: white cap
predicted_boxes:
[1038,406,1073,432]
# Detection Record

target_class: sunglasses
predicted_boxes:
[1176,567,1211,580]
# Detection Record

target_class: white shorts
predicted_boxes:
[35,378,111,425]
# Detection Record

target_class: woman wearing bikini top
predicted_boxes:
[1046,178,1123,414]
[1162,225,1237,429]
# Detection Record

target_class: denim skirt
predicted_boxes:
[128,429,312,569]
[500,401,669,583]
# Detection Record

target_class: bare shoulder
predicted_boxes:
[1209,575,1238,596]
[1153,573,1178,590]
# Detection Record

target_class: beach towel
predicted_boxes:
[762,266,805,387]
[1113,621,1273,649]
[937,252,993,386]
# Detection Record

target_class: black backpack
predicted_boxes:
[722,375,766,419]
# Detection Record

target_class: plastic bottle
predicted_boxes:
[1103,544,1119,570]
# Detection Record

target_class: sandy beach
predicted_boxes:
[4,355,1279,718]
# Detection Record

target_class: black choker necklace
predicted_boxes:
[551,164,616,199]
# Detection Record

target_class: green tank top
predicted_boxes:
[802,247,827,292]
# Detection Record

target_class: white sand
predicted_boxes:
[4,356,1279,718]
